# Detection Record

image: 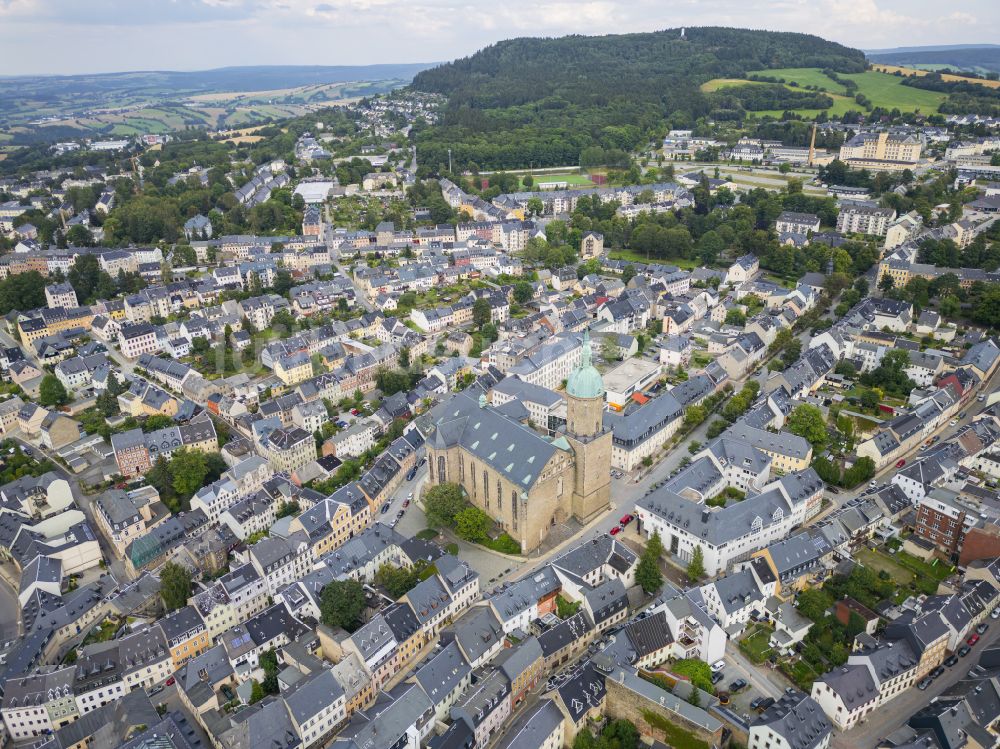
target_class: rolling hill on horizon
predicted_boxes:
[409,26,867,172]
[0,62,437,143]
[866,45,1000,73]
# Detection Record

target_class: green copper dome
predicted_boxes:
[566,329,605,399]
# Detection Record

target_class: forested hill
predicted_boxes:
[409,27,865,172]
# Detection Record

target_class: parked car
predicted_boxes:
[610,526,621,536]
[619,514,634,525]
[711,671,725,685]
[350,408,360,415]
[402,499,410,508]
[959,645,972,657]
[945,655,959,667]
[710,660,726,673]
[336,420,348,428]
[396,510,404,519]
[896,459,906,468]
[991,608,1000,620]
[381,502,391,514]
[165,676,175,686]
[977,623,989,635]
[751,697,775,711]
[968,633,980,646]
[930,666,945,679]
[729,679,748,692]
[917,677,932,690]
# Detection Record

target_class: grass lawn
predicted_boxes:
[739,625,775,665]
[841,71,946,113]
[531,172,594,187]
[856,547,950,597]
[81,618,118,647]
[856,547,913,585]
[746,68,849,94]
[780,658,822,691]
[607,249,700,269]
[735,67,947,116]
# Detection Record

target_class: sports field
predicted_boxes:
[530,173,595,187]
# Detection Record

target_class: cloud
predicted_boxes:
[2,0,260,24]
[0,0,997,75]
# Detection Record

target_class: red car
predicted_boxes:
[165,676,175,686]
[968,634,981,646]
[620,514,634,525]
[896,459,906,468]
[402,499,410,508]
[350,408,360,416]
[610,526,621,536]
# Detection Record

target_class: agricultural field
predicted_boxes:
[746,67,851,93]
[700,78,769,93]
[0,68,417,143]
[703,67,950,117]
[871,64,1000,89]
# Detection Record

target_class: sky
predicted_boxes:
[0,0,997,76]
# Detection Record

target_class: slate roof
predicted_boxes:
[440,606,504,665]
[412,641,470,707]
[754,691,832,749]
[426,390,562,490]
[493,701,565,749]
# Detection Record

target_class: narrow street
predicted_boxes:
[834,623,1000,749]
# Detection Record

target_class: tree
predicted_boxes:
[472,298,492,328]
[636,532,664,594]
[796,588,833,622]
[423,483,467,528]
[787,404,828,449]
[683,405,706,428]
[39,375,69,407]
[671,658,714,692]
[143,414,174,431]
[455,506,492,543]
[170,448,208,500]
[687,545,705,583]
[376,369,410,396]
[319,579,366,631]
[513,281,534,304]
[527,197,544,217]
[374,564,420,598]
[160,561,192,611]
[147,455,176,509]
[0,271,47,314]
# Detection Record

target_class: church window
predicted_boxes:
[437,456,446,483]
[484,471,490,506]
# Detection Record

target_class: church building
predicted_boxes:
[425,331,612,552]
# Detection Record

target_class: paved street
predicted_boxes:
[9,434,130,583]
[0,571,19,640]
[835,622,1000,749]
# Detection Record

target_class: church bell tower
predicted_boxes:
[564,330,612,521]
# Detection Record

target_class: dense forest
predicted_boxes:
[410,27,866,171]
